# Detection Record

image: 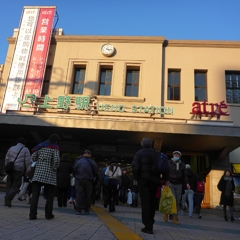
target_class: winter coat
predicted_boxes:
[121,174,130,189]
[167,159,189,185]
[131,148,160,184]
[5,143,31,174]
[31,147,60,185]
[74,157,98,180]
[184,168,196,190]
[217,176,235,206]
[57,159,73,189]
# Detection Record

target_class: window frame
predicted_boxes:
[41,66,52,96]
[71,65,86,95]
[125,66,140,97]
[98,67,113,96]
[167,69,181,101]
[194,70,207,102]
[225,70,240,104]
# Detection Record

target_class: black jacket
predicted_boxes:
[217,176,235,206]
[57,159,73,189]
[132,148,160,184]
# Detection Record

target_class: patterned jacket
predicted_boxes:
[5,143,31,174]
[31,146,60,185]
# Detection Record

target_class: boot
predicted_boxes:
[172,216,179,224]
[163,213,168,222]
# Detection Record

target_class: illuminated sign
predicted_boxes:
[17,94,174,115]
[190,100,229,117]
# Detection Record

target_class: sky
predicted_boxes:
[1,0,240,63]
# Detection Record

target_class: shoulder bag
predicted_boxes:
[5,147,24,174]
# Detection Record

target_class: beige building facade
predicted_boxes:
[1,27,240,208]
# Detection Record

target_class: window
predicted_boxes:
[226,71,240,104]
[194,71,207,101]
[41,66,52,96]
[72,67,86,94]
[168,70,180,100]
[125,68,139,97]
[99,68,112,95]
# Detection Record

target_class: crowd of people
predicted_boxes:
[3,136,236,234]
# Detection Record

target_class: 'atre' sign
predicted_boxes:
[190,100,230,117]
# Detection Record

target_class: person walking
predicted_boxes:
[101,160,111,208]
[194,173,205,218]
[29,134,61,220]
[74,150,98,215]
[119,168,130,205]
[105,157,122,212]
[165,151,189,224]
[182,164,195,218]
[4,137,31,207]
[131,137,162,234]
[57,153,73,207]
[217,170,235,222]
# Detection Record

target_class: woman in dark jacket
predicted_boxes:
[217,170,235,222]
[57,154,73,207]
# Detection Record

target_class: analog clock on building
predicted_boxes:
[101,43,114,57]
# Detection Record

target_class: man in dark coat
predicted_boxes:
[132,137,162,234]
[74,150,98,215]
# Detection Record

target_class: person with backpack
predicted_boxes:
[194,173,205,219]
[131,137,164,234]
[182,164,196,218]
[217,170,235,222]
[105,158,122,213]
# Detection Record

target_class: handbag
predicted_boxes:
[5,147,24,174]
[158,186,177,214]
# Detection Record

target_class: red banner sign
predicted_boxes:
[22,7,55,110]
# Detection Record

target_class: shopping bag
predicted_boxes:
[127,191,132,205]
[158,186,177,214]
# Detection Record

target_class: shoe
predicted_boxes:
[46,215,55,219]
[84,211,90,215]
[163,213,168,222]
[198,214,202,219]
[224,216,228,221]
[172,216,179,224]
[76,211,82,215]
[29,216,37,220]
[104,203,108,208]
[169,214,173,220]
[5,196,12,208]
[141,227,153,234]
[231,216,235,222]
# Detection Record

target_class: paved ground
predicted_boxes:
[0,191,240,240]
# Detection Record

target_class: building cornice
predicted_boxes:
[54,35,166,44]
[164,39,240,48]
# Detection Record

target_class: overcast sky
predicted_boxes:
[1,0,240,63]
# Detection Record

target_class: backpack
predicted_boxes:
[196,181,205,193]
[155,152,169,173]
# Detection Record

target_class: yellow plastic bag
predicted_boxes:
[158,186,177,214]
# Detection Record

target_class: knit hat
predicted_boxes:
[173,150,182,156]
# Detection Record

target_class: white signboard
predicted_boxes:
[1,8,39,113]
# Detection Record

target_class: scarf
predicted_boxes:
[224,176,232,197]
[172,159,181,171]
[32,140,60,153]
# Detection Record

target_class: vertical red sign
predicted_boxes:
[22,7,55,110]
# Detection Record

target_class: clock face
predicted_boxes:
[101,44,114,56]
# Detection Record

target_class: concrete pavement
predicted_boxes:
[0,191,240,240]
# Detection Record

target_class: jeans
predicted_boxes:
[169,183,182,216]
[6,171,23,200]
[184,189,194,217]
[75,179,93,212]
